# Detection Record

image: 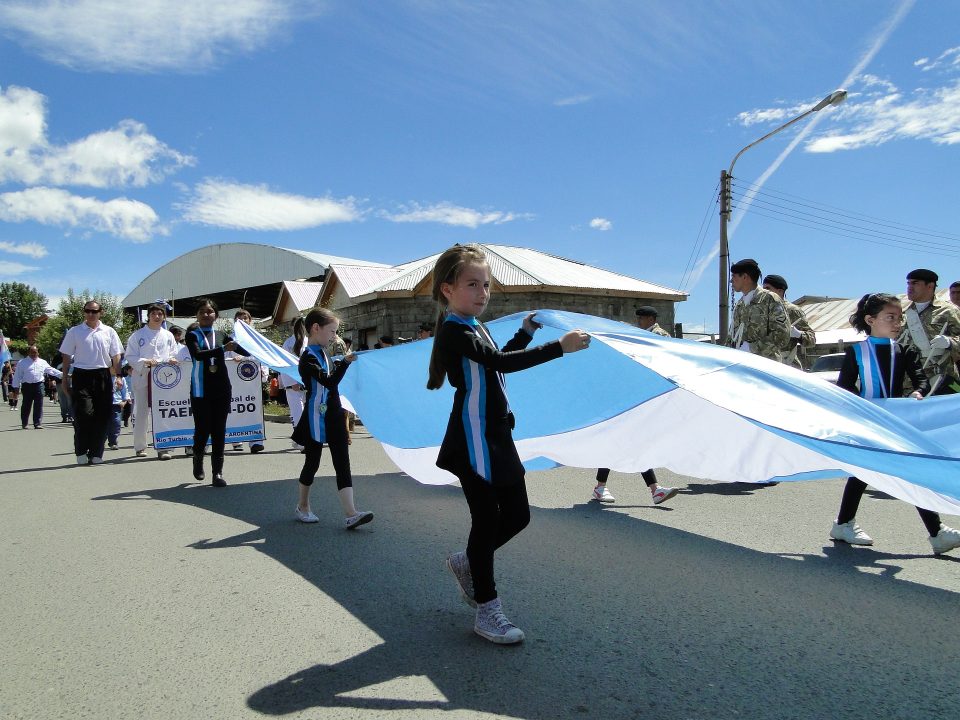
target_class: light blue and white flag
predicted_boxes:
[232,320,301,382]
[0,330,10,364]
[337,309,960,515]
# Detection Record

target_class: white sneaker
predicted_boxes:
[290,440,303,451]
[295,507,319,523]
[90,457,103,465]
[446,551,477,608]
[135,449,147,457]
[592,485,615,503]
[651,486,679,505]
[830,520,873,545]
[345,511,374,530]
[929,524,960,554]
[157,451,172,460]
[76,454,88,465]
[474,598,524,644]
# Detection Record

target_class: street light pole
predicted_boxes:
[718,89,846,345]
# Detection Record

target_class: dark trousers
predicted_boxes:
[72,368,112,459]
[299,436,352,489]
[191,393,230,472]
[596,467,657,487]
[19,382,44,427]
[459,473,531,605]
[838,477,941,535]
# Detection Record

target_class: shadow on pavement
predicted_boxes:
[95,474,960,719]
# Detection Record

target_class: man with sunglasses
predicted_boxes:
[60,301,123,465]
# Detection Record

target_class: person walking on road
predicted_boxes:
[125,303,179,459]
[829,292,960,554]
[59,300,123,465]
[427,243,590,645]
[9,345,62,429]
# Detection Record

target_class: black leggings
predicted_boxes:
[191,393,230,465]
[299,438,352,490]
[596,467,657,487]
[459,472,531,605]
[838,477,941,536]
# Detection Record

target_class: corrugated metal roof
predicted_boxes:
[331,265,409,297]
[331,245,686,299]
[797,288,956,333]
[282,281,324,311]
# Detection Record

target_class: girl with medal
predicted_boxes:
[426,244,590,645]
[830,293,960,553]
[186,298,242,487]
[291,307,373,529]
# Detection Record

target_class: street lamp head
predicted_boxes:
[813,89,847,112]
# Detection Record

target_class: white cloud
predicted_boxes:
[0,260,39,276]
[179,179,361,230]
[0,240,47,258]
[0,0,320,73]
[805,79,960,152]
[0,187,162,243]
[0,85,194,188]
[384,203,529,228]
[735,67,960,154]
[589,217,612,231]
[915,46,960,73]
[554,94,593,107]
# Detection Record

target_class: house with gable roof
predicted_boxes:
[318,244,687,348]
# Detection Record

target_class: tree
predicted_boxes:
[36,289,137,361]
[0,282,49,340]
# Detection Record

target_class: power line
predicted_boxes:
[679,179,719,291]
[732,178,960,243]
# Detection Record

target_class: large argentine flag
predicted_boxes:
[336,309,960,515]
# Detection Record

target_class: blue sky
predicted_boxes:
[1,0,958,333]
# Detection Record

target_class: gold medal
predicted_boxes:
[209,365,218,374]
[318,403,327,414]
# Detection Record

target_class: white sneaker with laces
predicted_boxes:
[345,511,374,530]
[830,520,873,545]
[76,454,88,465]
[90,457,103,465]
[446,551,477,608]
[135,449,147,457]
[295,507,319,523]
[929,524,960,554]
[474,598,524,644]
[651,486,679,505]
[592,485,615,503]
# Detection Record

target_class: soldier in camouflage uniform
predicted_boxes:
[635,305,672,337]
[762,274,816,369]
[728,259,791,362]
[900,268,960,395]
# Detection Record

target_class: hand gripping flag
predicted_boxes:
[336,309,960,515]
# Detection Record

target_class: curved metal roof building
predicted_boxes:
[122,243,385,319]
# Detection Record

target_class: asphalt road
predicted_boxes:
[2,410,959,720]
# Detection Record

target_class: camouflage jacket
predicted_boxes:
[899,298,960,392]
[785,302,816,348]
[645,322,671,338]
[731,287,791,361]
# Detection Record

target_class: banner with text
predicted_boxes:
[150,360,266,449]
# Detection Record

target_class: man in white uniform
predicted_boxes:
[60,300,123,465]
[125,303,179,459]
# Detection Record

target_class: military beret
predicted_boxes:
[906,268,938,283]
[635,306,658,318]
[763,274,788,291]
[730,258,761,275]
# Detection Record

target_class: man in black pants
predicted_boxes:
[10,345,62,429]
[60,301,123,465]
